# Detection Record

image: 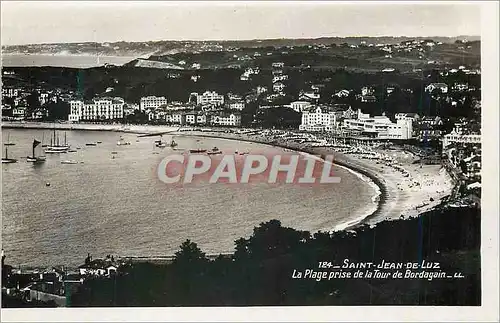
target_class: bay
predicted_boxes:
[1,128,376,267]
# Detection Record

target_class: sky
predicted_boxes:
[1,1,482,45]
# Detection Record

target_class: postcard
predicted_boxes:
[1,1,498,322]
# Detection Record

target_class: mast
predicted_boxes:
[64,132,67,146]
[5,147,8,159]
[33,143,35,158]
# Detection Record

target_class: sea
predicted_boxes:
[1,54,136,68]
[1,129,377,267]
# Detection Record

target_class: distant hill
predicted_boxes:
[2,36,480,57]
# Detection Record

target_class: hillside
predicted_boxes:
[2,36,480,58]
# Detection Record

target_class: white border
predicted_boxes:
[1,1,498,322]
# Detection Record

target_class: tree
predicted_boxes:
[124,110,148,124]
[26,91,41,115]
[44,101,70,121]
[173,239,207,266]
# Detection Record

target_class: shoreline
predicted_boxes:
[2,122,452,231]
[174,131,386,231]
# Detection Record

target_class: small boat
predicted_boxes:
[27,139,46,163]
[170,139,178,148]
[96,141,102,144]
[117,137,131,146]
[111,151,118,155]
[4,133,16,146]
[61,160,78,165]
[190,149,207,153]
[207,146,221,155]
[86,143,97,146]
[239,152,249,155]
[46,182,51,187]
[76,147,81,150]
[155,135,167,148]
[2,147,17,163]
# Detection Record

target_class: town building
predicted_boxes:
[299,106,338,132]
[68,97,125,122]
[442,132,481,149]
[140,96,168,111]
[273,82,285,94]
[290,101,312,113]
[192,91,224,106]
[360,95,376,103]
[12,107,26,120]
[425,83,448,94]
[226,100,245,111]
[343,109,413,139]
[256,86,268,95]
[361,86,375,96]
[299,91,320,103]
[395,113,420,122]
[211,112,241,127]
[2,88,19,98]
[334,89,350,98]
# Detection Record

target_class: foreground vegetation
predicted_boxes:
[70,205,480,306]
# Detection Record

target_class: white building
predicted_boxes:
[361,86,375,96]
[2,88,19,98]
[256,86,268,95]
[211,113,241,127]
[227,101,245,111]
[273,82,285,93]
[343,110,413,139]
[68,97,125,122]
[194,91,224,106]
[272,75,288,83]
[443,132,481,149]
[140,96,168,111]
[290,101,312,113]
[299,91,320,102]
[12,107,26,119]
[425,83,448,94]
[335,90,350,98]
[395,113,420,122]
[299,106,338,132]
[165,112,184,124]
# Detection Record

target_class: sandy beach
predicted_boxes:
[2,122,454,230]
[172,129,454,229]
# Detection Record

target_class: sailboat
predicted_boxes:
[41,132,48,147]
[2,146,17,163]
[45,128,70,153]
[27,139,46,163]
[4,133,16,146]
